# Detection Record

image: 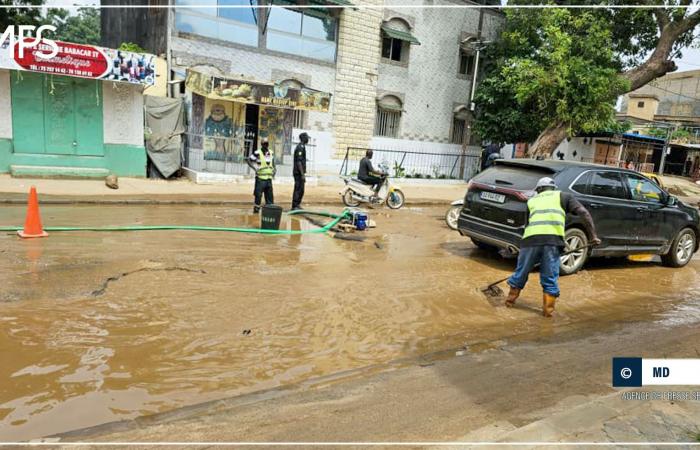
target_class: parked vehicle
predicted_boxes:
[642,172,665,190]
[446,200,463,230]
[340,163,405,209]
[457,160,700,274]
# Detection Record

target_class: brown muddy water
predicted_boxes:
[0,204,699,441]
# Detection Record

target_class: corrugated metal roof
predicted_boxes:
[622,132,666,143]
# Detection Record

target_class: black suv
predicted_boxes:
[457,160,700,274]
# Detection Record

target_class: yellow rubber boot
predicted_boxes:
[505,287,521,307]
[543,293,557,317]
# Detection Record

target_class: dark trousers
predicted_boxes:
[507,245,561,297]
[254,177,274,211]
[359,175,383,192]
[292,174,305,209]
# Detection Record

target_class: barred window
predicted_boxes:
[451,107,471,145]
[292,110,306,129]
[458,50,474,75]
[374,109,401,138]
[450,118,467,144]
[374,95,402,138]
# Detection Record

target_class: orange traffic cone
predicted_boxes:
[17,186,48,239]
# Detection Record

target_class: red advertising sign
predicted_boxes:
[14,39,109,79]
[0,37,156,86]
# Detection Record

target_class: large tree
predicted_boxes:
[473,1,700,157]
[47,7,100,45]
[0,0,44,30]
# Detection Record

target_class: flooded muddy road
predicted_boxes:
[0,205,698,441]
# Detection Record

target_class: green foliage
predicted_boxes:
[0,0,44,30]
[472,1,698,145]
[47,8,100,45]
[119,42,148,53]
[393,161,406,178]
[474,7,630,143]
[472,75,545,143]
[647,127,694,143]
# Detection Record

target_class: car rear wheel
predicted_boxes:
[661,228,696,268]
[445,205,461,230]
[560,228,589,275]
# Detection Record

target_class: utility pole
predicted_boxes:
[658,124,678,176]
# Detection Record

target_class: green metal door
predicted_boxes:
[11,72,46,154]
[11,73,104,157]
[73,78,104,156]
[43,76,76,155]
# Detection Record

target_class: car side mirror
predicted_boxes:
[666,195,677,207]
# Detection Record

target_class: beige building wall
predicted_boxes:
[102,82,145,146]
[144,57,168,97]
[332,2,384,157]
[626,95,659,122]
[620,69,700,123]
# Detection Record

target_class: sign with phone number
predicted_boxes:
[0,37,156,86]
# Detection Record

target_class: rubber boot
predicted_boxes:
[505,287,521,307]
[543,293,557,317]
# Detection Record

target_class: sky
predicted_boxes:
[41,1,700,74]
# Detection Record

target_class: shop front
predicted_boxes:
[183,69,331,177]
[0,37,156,177]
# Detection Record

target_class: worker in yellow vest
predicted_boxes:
[506,177,601,317]
[247,138,276,213]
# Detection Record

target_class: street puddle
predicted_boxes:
[0,205,698,440]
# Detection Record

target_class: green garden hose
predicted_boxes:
[0,209,351,235]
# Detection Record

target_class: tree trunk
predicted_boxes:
[528,121,568,158]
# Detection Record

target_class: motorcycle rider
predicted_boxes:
[480,143,502,171]
[358,150,385,195]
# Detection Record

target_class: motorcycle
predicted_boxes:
[340,163,405,209]
[445,199,463,230]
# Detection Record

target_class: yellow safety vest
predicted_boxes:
[256,151,274,180]
[522,190,565,239]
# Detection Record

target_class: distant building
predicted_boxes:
[101,0,504,177]
[618,69,700,128]
[548,70,700,176]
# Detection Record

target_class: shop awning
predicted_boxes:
[310,0,354,6]
[185,69,332,112]
[381,25,421,45]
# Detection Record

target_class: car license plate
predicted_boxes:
[480,191,506,203]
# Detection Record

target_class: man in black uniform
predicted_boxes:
[358,150,384,193]
[292,132,309,210]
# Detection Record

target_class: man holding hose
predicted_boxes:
[505,177,601,317]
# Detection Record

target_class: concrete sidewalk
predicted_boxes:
[0,174,467,205]
[455,390,700,446]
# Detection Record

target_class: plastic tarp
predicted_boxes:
[144,95,185,178]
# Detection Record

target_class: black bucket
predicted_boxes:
[260,204,283,230]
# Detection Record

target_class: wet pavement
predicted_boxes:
[0,204,699,441]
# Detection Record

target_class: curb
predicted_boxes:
[0,198,453,206]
